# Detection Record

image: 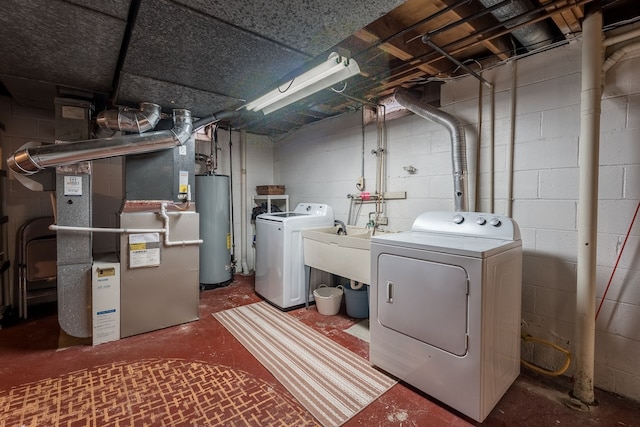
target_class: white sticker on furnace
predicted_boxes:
[129,233,160,268]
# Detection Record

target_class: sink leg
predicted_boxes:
[305,265,311,309]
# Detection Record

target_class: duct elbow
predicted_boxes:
[171,109,193,145]
[97,102,162,133]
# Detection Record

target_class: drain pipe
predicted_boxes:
[7,109,194,175]
[240,129,250,275]
[394,89,469,211]
[603,40,640,74]
[160,203,204,246]
[574,2,602,405]
[96,102,161,133]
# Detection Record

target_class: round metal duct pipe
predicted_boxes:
[96,102,162,134]
[393,89,469,212]
[7,109,193,176]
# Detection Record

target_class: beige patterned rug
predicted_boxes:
[0,358,319,426]
[213,301,396,427]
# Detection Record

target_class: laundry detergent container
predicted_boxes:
[313,284,343,315]
[343,282,369,318]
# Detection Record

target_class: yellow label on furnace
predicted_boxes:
[130,243,146,251]
[226,233,231,250]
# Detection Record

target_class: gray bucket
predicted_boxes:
[343,282,369,318]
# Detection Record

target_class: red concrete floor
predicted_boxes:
[1,274,639,426]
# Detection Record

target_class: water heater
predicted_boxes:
[196,174,232,287]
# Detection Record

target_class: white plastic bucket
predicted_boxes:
[313,284,344,315]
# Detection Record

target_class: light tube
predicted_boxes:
[245,52,360,114]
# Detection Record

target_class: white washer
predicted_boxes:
[370,211,522,422]
[255,203,334,310]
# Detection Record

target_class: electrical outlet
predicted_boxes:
[357,176,365,190]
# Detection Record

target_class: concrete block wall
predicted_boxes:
[274,40,640,401]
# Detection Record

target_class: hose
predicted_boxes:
[521,334,572,377]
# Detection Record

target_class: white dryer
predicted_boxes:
[255,203,334,310]
[370,211,522,422]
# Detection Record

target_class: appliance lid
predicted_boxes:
[372,231,521,258]
[263,212,309,218]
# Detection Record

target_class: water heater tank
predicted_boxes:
[196,174,232,287]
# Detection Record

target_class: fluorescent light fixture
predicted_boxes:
[245,52,360,115]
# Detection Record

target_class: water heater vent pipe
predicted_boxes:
[393,89,469,211]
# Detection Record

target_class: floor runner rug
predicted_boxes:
[213,302,396,426]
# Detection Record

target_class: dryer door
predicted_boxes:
[377,254,469,356]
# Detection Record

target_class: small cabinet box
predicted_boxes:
[256,185,285,195]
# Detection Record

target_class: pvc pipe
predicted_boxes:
[240,130,250,275]
[489,85,495,213]
[475,80,483,212]
[506,60,517,218]
[603,26,640,47]
[603,40,640,74]
[160,204,203,246]
[50,224,165,234]
[574,4,602,405]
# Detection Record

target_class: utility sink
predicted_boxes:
[302,226,385,285]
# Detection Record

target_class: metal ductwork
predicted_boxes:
[393,89,468,212]
[96,102,162,133]
[7,109,194,176]
[478,0,556,51]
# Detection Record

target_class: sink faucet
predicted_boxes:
[334,220,347,235]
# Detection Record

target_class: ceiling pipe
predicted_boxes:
[573,1,602,406]
[96,102,161,133]
[603,26,640,47]
[7,109,196,176]
[393,89,468,212]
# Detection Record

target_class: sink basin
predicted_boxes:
[302,226,386,285]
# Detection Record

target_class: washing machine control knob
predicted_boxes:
[476,217,487,225]
[452,214,464,224]
[489,217,502,227]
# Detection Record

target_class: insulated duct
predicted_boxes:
[96,102,162,133]
[7,109,194,176]
[478,0,556,51]
[393,89,468,212]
